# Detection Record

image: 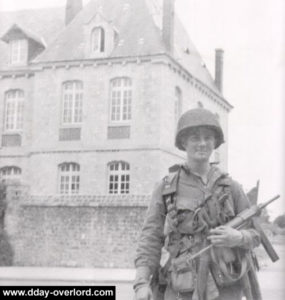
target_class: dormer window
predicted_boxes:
[1,23,46,66]
[10,39,28,65]
[84,13,116,58]
[91,27,105,53]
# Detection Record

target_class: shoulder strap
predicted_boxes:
[161,166,182,226]
[162,172,178,197]
[162,164,182,196]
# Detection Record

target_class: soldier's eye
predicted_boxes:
[189,135,199,141]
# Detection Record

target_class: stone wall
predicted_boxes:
[0,58,229,195]
[5,185,149,268]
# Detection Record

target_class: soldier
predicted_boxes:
[134,108,261,300]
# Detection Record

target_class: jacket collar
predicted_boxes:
[181,164,229,189]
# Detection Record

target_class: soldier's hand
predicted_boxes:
[207,226,243,247]
[135,285,153,300]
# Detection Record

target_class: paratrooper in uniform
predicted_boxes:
[134,108,262,300]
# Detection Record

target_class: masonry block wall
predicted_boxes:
[0,75,34,186]
[29,150,167,195]
[5,186,149,268]
[0,75,34,148]
[31,63,163,150]
[13,206,147,268]
[0,59,229,194]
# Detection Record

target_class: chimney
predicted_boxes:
[162,0,175,54]
[215,48,224,93]
[65,0,83,26]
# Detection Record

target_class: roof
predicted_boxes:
[34,0,165,63]
[173,17,220,93]
[0,0,221,95]
[1,23,46,47]
[0,7,64,69]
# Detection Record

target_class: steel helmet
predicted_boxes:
[175,108,224,151]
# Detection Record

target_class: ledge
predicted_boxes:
[0,267,135,283]
[22,194,151,207]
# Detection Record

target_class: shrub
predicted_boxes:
[0,229,13,265]
[0,183,13,265]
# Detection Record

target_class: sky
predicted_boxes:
[174,0,285,220]
[0,0,284,219]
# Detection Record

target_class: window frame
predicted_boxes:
[61,81,83,127]
[107,161,130,194]
[0,166,22,183]
[10,39,28,65]
[109,77,132,124]
[4,89,25,133]
[90,27,105,54]
[58,162,80,195]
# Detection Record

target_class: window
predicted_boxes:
[91,27,105,53]
[0,166,21,183]
[10,39,28,65]
[58,163,80,194]
[4,90,24,132]
[110,78,132,122]
[174,87,182,125]
[62,81,83,125]
[108,161,130,194]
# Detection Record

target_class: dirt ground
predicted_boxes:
[257,243,285,300]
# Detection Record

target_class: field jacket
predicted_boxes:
[134,165,261,300]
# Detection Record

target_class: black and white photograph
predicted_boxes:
[0,0,284,299]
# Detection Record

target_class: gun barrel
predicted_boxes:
[258,195,280,210]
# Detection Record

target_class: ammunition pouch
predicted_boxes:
[210,247,248,287]
[171,268,195,293]
[169,254,196,293]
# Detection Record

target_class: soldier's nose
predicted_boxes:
[198,138,207,145]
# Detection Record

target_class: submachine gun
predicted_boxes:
[184,195,280,264]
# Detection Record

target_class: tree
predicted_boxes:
[274,214,285,228]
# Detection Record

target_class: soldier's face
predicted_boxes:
[182,127,216,163]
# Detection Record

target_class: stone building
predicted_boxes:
[0,0,233,267]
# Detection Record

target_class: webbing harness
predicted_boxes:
[161,165,249,299]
